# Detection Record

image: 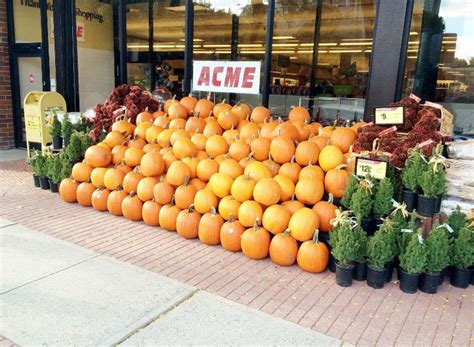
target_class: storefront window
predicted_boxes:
[402,0,474,135]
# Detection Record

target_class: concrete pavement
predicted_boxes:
[0,150,26,163]
[0,219,343,346]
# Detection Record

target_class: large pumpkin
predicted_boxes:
[104,168,126,191]
[122,191,143,221]
[107,188,127,216]
[324,165,349,199]
[220,215,245,252]
[137,177,159,201]
[295,178,324,204]
[262,205,291,235]
[176,204,201,239]
[330,127,357,153]
[198,207,224,245]
[241,220,271,260]
[209,173,233,198]
[218,196,241,221]
[194,189,218,214]
[253,178,281,206]
[174,176,197,209]
[313,194,337,232]
[238,200,263,227]
[269,229,298,266]
[318,145,344,172]
[91,187,110,211]
[294,140,320,166]
[59,178,79,203]
[288,207,320,242]
[270,135,295,164]
[297,230,329,273]
[142,199,161,226]
[76,182,96,207]
[288,106,310,123]
[72,162,93,182]
[140,151,165,177]
[231,174,256,202]
[159,199,181,231]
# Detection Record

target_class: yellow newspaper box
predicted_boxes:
[24,91,67,156]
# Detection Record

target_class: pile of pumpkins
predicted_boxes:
[59,96,362,273]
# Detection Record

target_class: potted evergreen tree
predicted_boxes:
[352,223,368,281]
[80,132,94,157]
[420,226,450,293]
[418,161,446,217]
[367,223,395,289]
[65,132,84,164]
[62,114,73,146]
[48,154,63,193]
[327,224,339,273]
[373,178,394,222]
[36,152,50,190]
[400,149,425,211]
[28,150,41,187]
[450,226,474,288]
[350,178,375,234]
[341,174,358,210]
[74,114,88,132]
[447,206,467,234]
[49,114,63,150]
[398,230,427,294]
[332,220,360,287]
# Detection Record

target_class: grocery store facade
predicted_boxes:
[1,0,473,148]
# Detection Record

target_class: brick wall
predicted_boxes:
[0,0,15,149]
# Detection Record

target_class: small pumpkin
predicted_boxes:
[220,215,245,252]
[297,230,329,273]
[112,119,135,137]
[145,125,163,144]
[253,178,281,206]
[176,204,201,239]
[107,187,127,216]
[218,110,239,130]
[271,121,299,142]
[142,199,162,226]
[190,178,206,190]
[164,97,179,113]
[182,157,199,178]
[238,200,263,227]
[218,195,241,221]
[194,189,219,214]
[191,133,208,151]
[318,145,344,172]
[239,122,260,143]
[223,128,240,145]
[269,229,298,266]
[123,168,144,194]
[272,174,295,202]
[91,187,110,211]
[76,182,96,207]
[243,161,272,181]
[241,219,271,260]
[128,136,147,149]
[231,103,251,120]
[193,98,214,118]
[111,145,127,165]
[153,176,174,204]
[213,100,232,117]
[288,208,320,242]
[123,147,144,167]
[231,174,256,202]
[295,178,324,205]
[270,135,295,164]
[134,121,152,140]
[262,204,291,235]
[59,178,79,203]
[198,207,224,245]
[330,127,357,153]
[203,119,223,137]
[299,163,325,182]
[250,137,271,161]
[228,139,251,162]
[288,106,310,123]
[219,158,243,179]
[136,111,154,124]
[169,118,186,130]
[167,161,191,186]
[180,95,198,115]
[294,140,320,166]
[173,137,197,159]
[168,102,189,120]
[196,158,219,182]
[122,191,143,221]
[174,176,197,209]
[324,164,349,199]
[185,115,206,134]
[282,195,305,215]
[104,130,126,149]
[140,151,165,177]
[263,154,280,176]
[205,135,229,159]
[159,198,181,231]
[137,176,159,201]
[104,167,126,191]
[72,162,93,182]
[209,173,234,198]
[250,106,270,124]
[278,156,301,184]
[313,194,337,232]
[91,167,109,188]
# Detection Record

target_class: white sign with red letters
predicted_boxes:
[192,61,261,94]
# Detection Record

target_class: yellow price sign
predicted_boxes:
[374,106,405,125]
[355,157,388,180]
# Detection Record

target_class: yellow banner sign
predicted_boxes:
[355,158,388,180]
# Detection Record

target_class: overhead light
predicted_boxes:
[317,63,331,66]
[273,36,294,40]
[319,43,337,46]
[409,32,418,35]
[408,41,420,45]
[328,49,363,53]
[341,38,372,41]
[273,43,299,47]
[238,44,262,47]
[240,50,266,54]
[272,50,295,53]
[203,44,230,48]
[289,56,298,60]
[445,49,456,52]
[407,56,417,59]
[407,49,418,52]
[166,4,207,12]
[340,42,372,46]
[180,38,204,42]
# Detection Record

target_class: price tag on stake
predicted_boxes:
[355,157,388,180]
[373,106,405,125]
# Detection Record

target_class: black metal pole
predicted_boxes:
[183,0,194,96]
[148,0,155,92]
[118,0,127,85]
[308,0,322,115]
[40,0,50,91]
[71,0,79,110]
[261,0,275,108]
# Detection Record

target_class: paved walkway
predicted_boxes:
[0,157,473,346]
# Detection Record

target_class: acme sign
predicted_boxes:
[192,61,261,95]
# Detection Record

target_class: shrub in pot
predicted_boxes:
[418,161,446,217]
[74,113,88,133]
[331,218,360,287]
[28,150,42,187]
[352,222,368,281]
[36,152,50,189]
[400,149,425,211]
[48,114,63,150]
[396,211,418,263]
[450,227,474,288]
[341,174,358,210]
[398,230,427,294]
[350,178,375,234]
[447,206,468,235]
[65,132,84,164]
[62,113,73,147]
[367,224,394,289]
[47,154,64,193]
[421,226,450,293]
[373,178,394,220]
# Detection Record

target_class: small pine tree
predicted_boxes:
[399,230,427,274]
[350,180,374,219]
[401,150,425,191]
[451,227,474,270]
[373,178,394,217]
[341,174,358,209]
[48,114,62,138]
[59,155,72,181]
[36,152,48,177]
[331,222,360,267]
[62,114,73,145]
[65,132,83,161]
[74,114,88,132]
[29,150,42,176]
[397,210,418,256]
[419,163,446,198]
[352,223,368,263]
[447,206,467,234]
[80,133,94,157]
[425,227,450,274]
[48,155,63,184]
[367,228,393,270]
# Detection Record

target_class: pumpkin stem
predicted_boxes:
[283,228,291,236]
[335,164,348,170]
[188,204,195,213]
[312,229,320,243]
[130,191,136,198]
[290,155,296,163]
[159,175,165,183]
[210,206,217,216]
[277,117,283,124]
[170,196,176,206]
[246,172,252,181]
[253,217,261,230]
[183,176,190,186]
[222,99,226,104]
[172,94,176,100]
[246,151,254,161]
[328,193,334,204]
[318,127,324,136]
[229,214,235,223]
[291,193,296,201]
[116,185,123,191]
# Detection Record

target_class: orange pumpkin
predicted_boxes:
[145,125,163,143]
[153,176,174,204]
[231,174,256,202]
[196,158,219,182]
[217,110,239,130]
[71,162,93,182]
[167,161,191,186]
[176,204,201,239]
[273,174,295,202]
[115,163,132,175]
[112,119,135,137]
[194,189,219,214]
[241,220,271,260]
[218,195,241,221]
[159,198,181,231]
[124,147,144,167]
[213,100,232,117]
[190,178,206,190]
[330,127,357,153]
[272,121,299,142]
[239,122,260,143]
[262,204,291,235]
[270,135,295,164]
[243,161,272,181]
[122,191,143,221]
[137,176,159,201]
[299,163,325,182]
[168,102,188,120]
[219,158,243,179]
[123,168,144,194]
[209,173,234,198]
[282,197,305,215]
[198,207,224,245]
[278,156,301,184]
[269,229,298,266]
[288,208,320,242]
[222,128,240,145]
[238,200,263,227]
[170,129,190,146]
[231,103,251,120]
[250,106,270,124]
[185,115,206,134]
[250,137,271,161]
[182,157,199,179]
[203,120,223,137]
[174,176,197,209]
[169,118,186,130]
[194,98,214,118]
[263,154,280,176]
[104,167,126,191]
[205,135,229,158]
[154,115,171,129]
[324,165,349,199]
[90,167,109,188]
[191,133,208,151]
[111,145,127,165]
[313,194,337,232]
[76,182,96,207]
[297,230,329,273]
[142,199,162,226]
[134,121,152,140]
[91,187,110,211]
[220,215,245,252]
[173,138,197,159]
[128,136,147,150]
[294,140,320,166]
[85,145,112,168]
[107,188,127,216]
[288,106,310,123]
[180,95,198,115]
[228,139,251,161]
[319,145,344,172]
[136,111,154,124]
[295,178,324,204]
[260,119,278,138]
[104,130,126,148]
[253,178,281,206]
[311,134,330,151]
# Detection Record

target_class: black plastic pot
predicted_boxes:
[353,261,367,281]
[361,217,377,235]
[401,189,418,212]
[33,174,40,187]
[435,195,442,214]
[69,159,82,166]
[318,232,330,247]
[439,267,447,285]
[329,254,336,273]
[52,136,63,150]
[39,176,50,189]
[367,266,386,289]
[335,263,354,287]
[398,269,420,294]
[417,195,437,217]
[419,273,440,294]
[385,261,394,282]
[450,267,471,289]
[49,180,59,193]
[470,267,474,285]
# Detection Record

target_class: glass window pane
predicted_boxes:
[402,0,474,135]
[13,0,42,43]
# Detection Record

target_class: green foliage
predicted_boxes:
[401,150,425,191]
[62,114,73,145]
[451,227,474,269]
[391,208,408,233]
[331,222,362,267]
[65,132,84,161]
[352,223,368,263]
[29,150,42,176]
[425,227,450,273]
[74,114,88,132]
[349,180,374,219]
[341,175,358,209]
[447,206,467,234]
[397,210,417,256]
[47,155,63,184]
[367,224,395,270]
[373,178,394,217]
[48,114,62,138]
[419,163,446,198]
[386,164,400,196]
[59,154,72,181]
[399,230,427,274]
[35,152,48,177]
[81,133,94,156]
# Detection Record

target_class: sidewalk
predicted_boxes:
[1,221,340,346]
[0,156,473,346]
